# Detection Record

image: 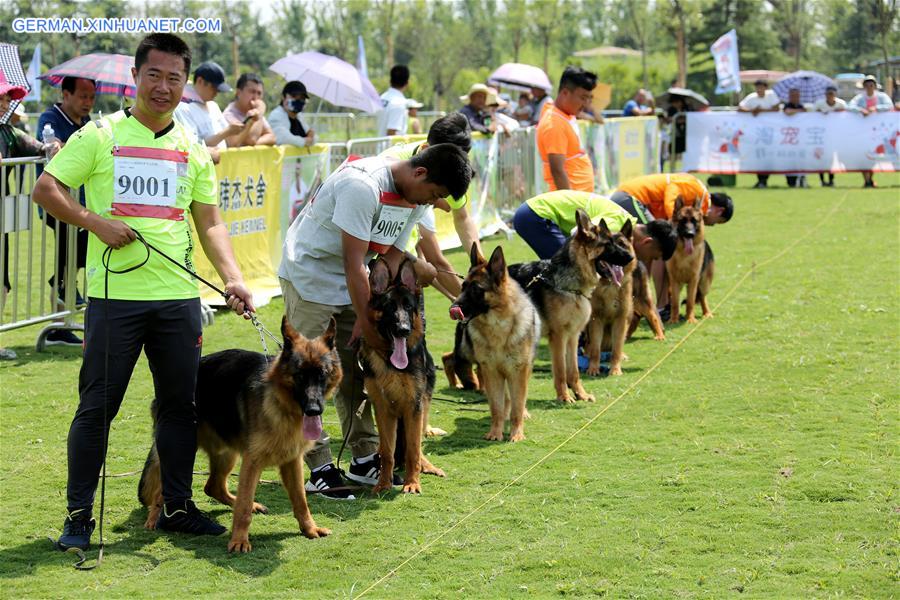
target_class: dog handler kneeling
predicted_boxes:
[32,34,254,551]
[278,144,472,499]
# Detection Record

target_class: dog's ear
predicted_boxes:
[487,245,506,284]
[596,217,611,235]
[674,195,684,215]
[369,259,392,295]
[397,258,417,290]
[620,219,633,240]
[321,317,337,350]
[469,242,486,267]
[575,208,596,239]
[280,315,296,353]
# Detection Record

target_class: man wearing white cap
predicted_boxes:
[849,75,893,188]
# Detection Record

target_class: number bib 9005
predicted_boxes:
[369,192,414,254]
[112,146,188,220]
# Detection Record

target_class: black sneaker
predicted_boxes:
[56,508,95,551]
[156,500,225,535]
[46,329,83,347]
[347,454,403,486]
[305,463,356,500]
[657,304,671,323]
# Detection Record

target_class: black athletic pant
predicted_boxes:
[67,298,202,510]
[610,190,652,224]
[44,213,88,290]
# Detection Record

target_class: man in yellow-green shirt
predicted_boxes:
[513,190,676,264]
[33,33,254,551]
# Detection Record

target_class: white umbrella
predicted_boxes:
[488,63,553,92]
[269,51,382,113]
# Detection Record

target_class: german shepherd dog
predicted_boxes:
[441,322,481,392]
[667,196,711,324]
[139,317,340,553]
[359,258,444,494]
[449,245,541,441]
[627,260,667,341]
[585,220,638,376]
[507,209,616,403]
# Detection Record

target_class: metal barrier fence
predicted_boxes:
[1,156,85,347]
[302,111,447,142]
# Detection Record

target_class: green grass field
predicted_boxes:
[1,175,898,598]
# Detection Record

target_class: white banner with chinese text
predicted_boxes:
[683,112,900,173]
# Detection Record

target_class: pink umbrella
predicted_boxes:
[488,63,553,92]
[269,51,381,113]
[40,53,201,103]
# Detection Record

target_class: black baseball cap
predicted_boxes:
[194,62,232,93]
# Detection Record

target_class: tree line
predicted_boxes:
[1,0,896,114]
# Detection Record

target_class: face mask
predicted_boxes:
[287,98,306,112]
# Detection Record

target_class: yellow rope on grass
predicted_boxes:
[353,192,849,599]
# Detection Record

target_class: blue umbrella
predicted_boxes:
[773,70,835,104]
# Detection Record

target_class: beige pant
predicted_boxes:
[280,278,379,469]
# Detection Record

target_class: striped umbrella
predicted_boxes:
[773,70,835,104]
[0,43,31,124]
[40,53,201,103]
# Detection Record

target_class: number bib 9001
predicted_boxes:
[112,146,188,220]
[368,192,414,254]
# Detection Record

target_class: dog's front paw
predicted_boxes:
[402,481,422,494]
[425,425,447,437]
[522,408,532,420]
[703,311,714,319]
[654,333,666,341]
[609,365,623,376]
[252,501,268,514]
[484,428,504,441]
[372,482,393,494]
[509,430,526,442]
[686,315,698,324]
[557,393,576,404]
[301,523,331,539]
[576,390,596,402]
[228,536,252,553]
[586,363,602,376]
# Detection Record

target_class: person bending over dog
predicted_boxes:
[32,33,255,551]
[608,173,733,319]
[278,143,472,499]
[513,190,676,266]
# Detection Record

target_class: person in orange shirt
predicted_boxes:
[611,173,732,225]
[536,66,598,192]
[610,173,734,319]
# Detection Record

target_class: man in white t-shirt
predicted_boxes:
[173,62,243,163]
[738,80,782,188]
[376,65,409,137]
[812,86,846,187]
[278,144,472,499]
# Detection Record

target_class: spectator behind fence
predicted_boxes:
[622,89,654,117]
[0,78,61,360]
[513,92,534,126]
[269,80,316,147]
[782,88,808,189]
[224,73,276,147]
[849,75,893,189]
[488,90,519,134]
[530,86,552,124]
[738,80,781,189]
[406,99,423,134]
[377,65,409,137]
[813,86,846,187]
[536,66,598,192]
[459,83,494,134]
[36,76,95,346]
[174,61,241,162]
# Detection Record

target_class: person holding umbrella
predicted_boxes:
[269,80,316,147]
[0,72,62,360]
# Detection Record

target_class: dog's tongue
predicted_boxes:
[684,238,694,255]
[611,265,623,287]
[390,336,409,369]
[449,305,465,321]
[302,415,322,440]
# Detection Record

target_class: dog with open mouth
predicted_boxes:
[139,316,340,552]
[359,258,444,494]
[449,245,541,441]
[586,220,638,376]
[667,196,710,324]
